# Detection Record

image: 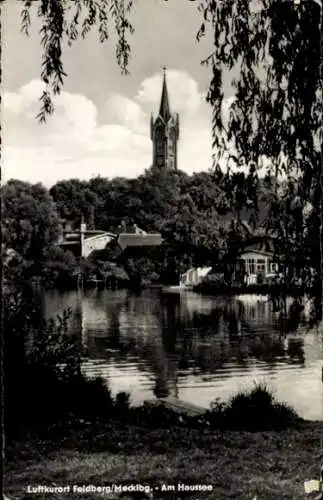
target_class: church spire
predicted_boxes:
[159,67,171,122]
[151,67,179,170]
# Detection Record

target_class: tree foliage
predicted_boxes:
[196,0,322,310]
[198,0,322,170]
[50,179,100,228]
[2,180,60,263]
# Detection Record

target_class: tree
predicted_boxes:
[3,180,60,265]
[161,191,223,280]
[49,179,100,228]
[132,167,187,232]
[42,246,78,287]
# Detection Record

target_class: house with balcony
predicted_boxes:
[235,235,278,285]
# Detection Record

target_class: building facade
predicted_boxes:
[238,249,278,285]
[236,238,279,285]
[58,220,115,258]
[150,68,180,170]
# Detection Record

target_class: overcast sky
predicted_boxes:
[2,0,236,187]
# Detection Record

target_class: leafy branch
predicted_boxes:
[20,0,134,122]
[197,0,322,177]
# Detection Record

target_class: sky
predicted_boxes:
[2,0,237,188]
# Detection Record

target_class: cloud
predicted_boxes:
[2,71,220,186]
[103,94,148,134]
[179,128,213,174]
[3,79,98,150]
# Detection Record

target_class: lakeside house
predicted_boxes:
[220,215,280,285]
[237,238,278,285]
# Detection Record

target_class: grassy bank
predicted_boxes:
[5,384,323,500]
[5,419,323,500]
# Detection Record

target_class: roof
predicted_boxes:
[159,68,171,122]
[118,233,162,250]
[62,229,107,235]
[240,249,273,257]
[84,232,116,242]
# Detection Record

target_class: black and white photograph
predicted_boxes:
[2,0,323,498]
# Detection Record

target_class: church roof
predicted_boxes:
[159,68,171,122]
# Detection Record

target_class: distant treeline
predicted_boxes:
[2,166,320,288]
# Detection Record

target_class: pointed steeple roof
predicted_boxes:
[159,67,171,122]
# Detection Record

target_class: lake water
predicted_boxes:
[43,288,323,421]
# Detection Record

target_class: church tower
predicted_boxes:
[150,68,180,170]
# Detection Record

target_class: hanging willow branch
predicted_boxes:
[196,0,322,178]
[20,0,134,122]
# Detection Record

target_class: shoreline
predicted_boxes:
[193,282,319,296]
[25,278,321,297]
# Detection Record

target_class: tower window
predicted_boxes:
[169,129,176,142]
[156,127,164,141]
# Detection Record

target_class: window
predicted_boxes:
[246,258,255,274]
[256,259,266,273]
[157,141,164,154]
[156,127,164,141]
[168,129,176,149]
[271,262,278,273]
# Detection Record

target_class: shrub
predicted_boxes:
[114,392,131,419]
[4,289,127,435]
[42,248,78,287]
[206,383,299,431]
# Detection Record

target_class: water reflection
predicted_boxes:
[43,289,323,420]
